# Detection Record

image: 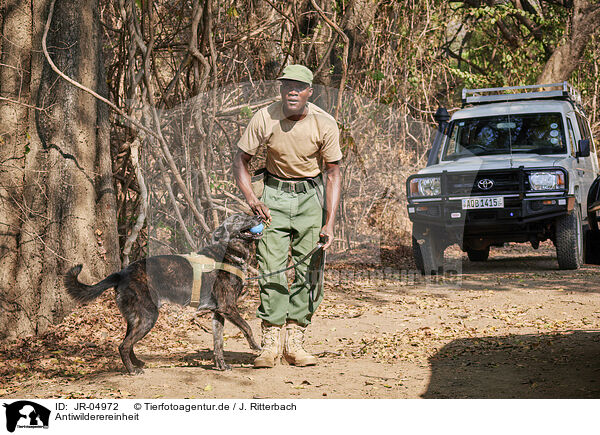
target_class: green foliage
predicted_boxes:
[448,1,567,87]
[568,33,600,124]
[209,173,227,192]
[239,106,253,119]
[369,70,385,81]
[347,0,598,132]
[226,6,239,19]
[24,131,31,155]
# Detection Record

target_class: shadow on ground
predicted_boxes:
[179,349,256,369]
[423,330,600,398]
[459,255,559,274]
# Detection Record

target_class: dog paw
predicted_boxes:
[127,367,144,375]
[215,362,232,371]
[251,344,262,352]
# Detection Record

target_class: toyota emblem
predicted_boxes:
[477,178,494,190]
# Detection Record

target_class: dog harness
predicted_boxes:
[181,253,244,308]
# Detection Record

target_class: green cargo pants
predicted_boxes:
[256,180,325,327]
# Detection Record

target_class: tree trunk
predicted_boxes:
[537,0,600,83]
[0,0,120,339]
[248,0,282,78]
[343,0,376,65]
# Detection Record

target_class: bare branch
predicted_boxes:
[43,0,159,140]
[309,0,349,120]
[121,139,148,265]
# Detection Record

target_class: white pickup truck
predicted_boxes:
[407,83,600,274]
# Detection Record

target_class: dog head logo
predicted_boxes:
[3,401,50,432]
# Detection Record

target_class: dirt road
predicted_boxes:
[2,242,600,399]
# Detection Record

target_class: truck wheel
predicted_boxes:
[584,230,600,265]
[467,246,490,262]
[555,206,583,270]
[412,229,445,275]
[412,235,424,274]
[587,176,600,233]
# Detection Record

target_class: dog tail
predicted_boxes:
[64,264,121,303]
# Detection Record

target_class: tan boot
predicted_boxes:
[283,321,317,366]
[253,321,282,368]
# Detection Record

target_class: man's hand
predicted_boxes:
[233,150,272,223]
[319,161,341,251]
[319,224,334,250]
[249,198,271,224]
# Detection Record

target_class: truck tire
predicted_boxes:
[412,235,424,274]
[587,176,600,233]
[412,229,445,275]
[555,206,583,270]
[467,246,490,262]
[584,230,600,265]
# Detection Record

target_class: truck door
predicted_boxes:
[575,112,598,173]
[566,115,587,212]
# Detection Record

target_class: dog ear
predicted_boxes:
[211,225,229,244]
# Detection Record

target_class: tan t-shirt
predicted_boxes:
[237,101,342,178]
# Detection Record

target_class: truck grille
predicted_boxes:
[446,171,527,195]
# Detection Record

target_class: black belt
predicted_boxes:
[265,174,322,194]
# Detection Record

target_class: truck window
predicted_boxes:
[442,113,567,160]
[575,112,596,154]
[575,113,589,140]
[566,117,577,157]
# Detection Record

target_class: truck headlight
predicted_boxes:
[528,171,565,190]
[410,177,441,197]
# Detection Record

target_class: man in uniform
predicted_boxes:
[233,64,342,368]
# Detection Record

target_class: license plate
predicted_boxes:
[462,196,504,210]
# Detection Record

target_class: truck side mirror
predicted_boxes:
[434,108,450,131]
[577,139,590,158]
[427,107,450,167]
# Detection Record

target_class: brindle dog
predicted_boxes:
[64,213,263,374]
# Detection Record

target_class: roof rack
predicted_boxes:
[462,82,582,106]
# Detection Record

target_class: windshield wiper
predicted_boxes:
[511,147,563,155]
[444,149,511,159]
[444,153,470,160]
[472,149,512,156]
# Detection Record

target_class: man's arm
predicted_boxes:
[320,161,341,250]
[232,150,271,223]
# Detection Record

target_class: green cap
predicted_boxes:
[277,64,313,86]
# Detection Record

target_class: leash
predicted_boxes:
[247,174,327,303]
[245,240,325,282]
[246,235,328,304]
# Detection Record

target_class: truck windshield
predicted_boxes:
[442,113,567,160]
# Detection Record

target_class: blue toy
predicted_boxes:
[249,223,264,234]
